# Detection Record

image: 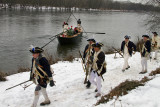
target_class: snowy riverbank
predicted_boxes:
[0,52,160,107]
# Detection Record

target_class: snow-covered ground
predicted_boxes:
[0,52,160,107]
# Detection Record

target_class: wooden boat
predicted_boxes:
[57,29,83,45]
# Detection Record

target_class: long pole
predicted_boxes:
[6,80,30,91]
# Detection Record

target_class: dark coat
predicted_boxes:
[142,40,151,57]
[121,41,136,56]
[77,20,81,24]
[83,44,95,59]
[30,57,52,88]
[96,51,106,75]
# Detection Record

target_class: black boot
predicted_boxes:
[86,81,91,88]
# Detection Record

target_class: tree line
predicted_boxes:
[0,0,160,12]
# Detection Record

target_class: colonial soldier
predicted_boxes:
[89,42,106,98]
[121,35,136,72]
[77,19,81,29]
[29,47,55,107]
[83,39,96,88]
[140,35,151,74]
[151,32,160,60]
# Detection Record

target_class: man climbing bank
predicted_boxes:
[29,47,55,107]
[88,42,107,98]
[120,35,136,72]
[83,39,96,87]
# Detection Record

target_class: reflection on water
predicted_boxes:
[0,9,149,74]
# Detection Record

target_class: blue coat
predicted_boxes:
[83,44,95,59]
[30,57,52,88]
[121,41,136,56]
[142,40,151,57]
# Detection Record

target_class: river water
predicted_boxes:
[0,9,150,74]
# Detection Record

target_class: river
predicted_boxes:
[0,9,150,74]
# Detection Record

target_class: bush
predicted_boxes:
[63,55,75,62]
[96,76,150,106]
[17,66,30,73]
[0,71,7,81]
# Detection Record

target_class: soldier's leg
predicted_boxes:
[95,73,101,94]
[155,50,158,59]
[89,71,96,86]
[141,57,145,72]
[95,73,102,97]
[31,85,41,107]
[144,58,148,72]
[40,87,50,106]
[122,54,128,70]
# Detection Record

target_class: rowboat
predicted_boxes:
[57,29,83,45]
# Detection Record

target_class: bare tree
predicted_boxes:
[142,0,160,31]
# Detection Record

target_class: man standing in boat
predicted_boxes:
[120,35,136,72]
[89,42,106,97]
[151,32,160,60]
[77,19,81,30]
[29,46,55,107]
[83,39,96,88]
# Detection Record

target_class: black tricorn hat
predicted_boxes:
[30,47,44,53]
[152,32,158,35]
[87,39,96,43]
[124,35,130,39]
[142,35,149,38]
[92,42,104,48]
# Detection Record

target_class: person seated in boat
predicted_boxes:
[77,19,81,30]
[63,22,69,32]
[74,27,79,34]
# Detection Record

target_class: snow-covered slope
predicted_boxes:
[0,53,159,107]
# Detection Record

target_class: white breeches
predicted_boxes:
[32,85,49,107]
[123,53,130,69]
[89,71,102,94]
[141,57,148,71]
[154,50,158,59]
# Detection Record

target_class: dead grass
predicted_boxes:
[149,68,160,76]
[105,48,115,54]
[43,50,61,65]
[95,76,150,106]
[63,55,75,62]
[0,71,7,81]
[17,66,30,73]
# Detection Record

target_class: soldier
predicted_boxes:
[121,35,136,72]
[140,35,151,74]
[89,42,106,98]
[29,47,55,107]
[77,19,81,29]
[83,39,96,88]
[151,32,160,60]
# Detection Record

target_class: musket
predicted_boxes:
[5,80,30,91]
[112,47,123,57]
[79,50,88,84]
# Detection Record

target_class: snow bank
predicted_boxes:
[0,52,159,107]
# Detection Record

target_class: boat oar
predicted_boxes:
[41,36,58,49]
[49,33,62,40]
[85,32,106,34]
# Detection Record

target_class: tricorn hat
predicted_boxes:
[87,39,96,43]
[124,35,130,39]
[30,47,44,53]
[142,35,149,38]
[152,32,158,35]
[92,42,104,48]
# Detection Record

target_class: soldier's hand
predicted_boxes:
[50,80,55,87]
[133,51,136,55]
